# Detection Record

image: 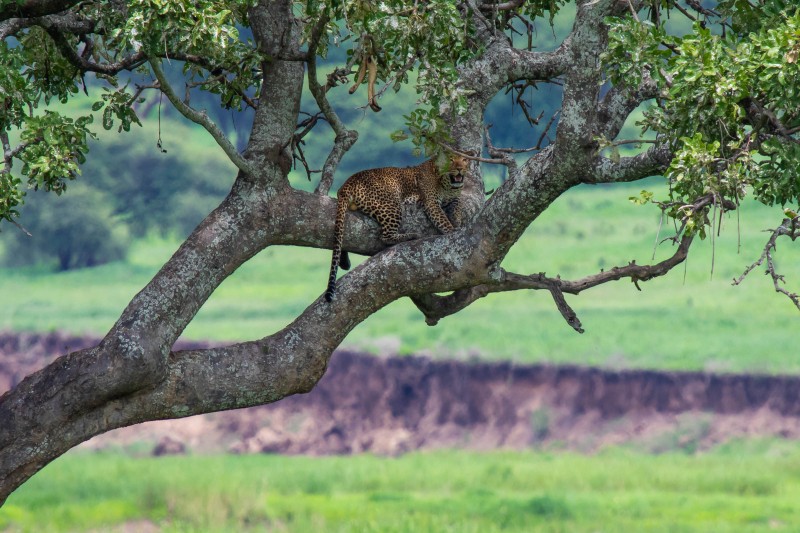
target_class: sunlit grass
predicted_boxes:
[2,440,800,532]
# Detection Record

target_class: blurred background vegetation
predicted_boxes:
[4,441,800,532]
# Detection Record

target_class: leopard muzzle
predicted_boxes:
[449,171,465,189]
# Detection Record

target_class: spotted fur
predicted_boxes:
[324,154,470,302]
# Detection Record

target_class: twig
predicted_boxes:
[536,111,559,150]
[733,216,800,311]
[149,58,255,176]
[9,218,32,237]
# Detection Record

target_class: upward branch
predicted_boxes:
[305,12,358,196]
[149,58,255,176]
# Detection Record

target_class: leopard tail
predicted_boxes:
[325,196,349,302]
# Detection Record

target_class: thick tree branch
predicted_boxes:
[1,11,92,39]
[4,0,769,508]
[149,58,255,176]
[243,0,305,185]
[478,0,525,11]
[47,28,148,74]
[0,175,280,502]
[553,0,622,164]
[588,143,674,184]
[0,178,491,503]
[597,73,659,140]
[0,2,309,501]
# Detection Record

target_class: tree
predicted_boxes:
[2,184,129,270]
[1,0,799,503]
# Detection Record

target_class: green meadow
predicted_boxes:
[2,440,800,532]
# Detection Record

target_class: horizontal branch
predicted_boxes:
[413,234,694,329]
[478,0,525,11]
[47,27,148,74]
[0,0,81,21]
[1,9,96,40]
[587,143,673,184]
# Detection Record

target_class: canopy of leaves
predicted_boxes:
[603,0,800,233]
[0,0,798,238]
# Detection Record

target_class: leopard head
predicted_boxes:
[439,151,476,190]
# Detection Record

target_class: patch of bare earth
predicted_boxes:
[3,331,800,456]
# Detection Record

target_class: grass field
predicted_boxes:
[1,440,799,532]
[1,178,799,373]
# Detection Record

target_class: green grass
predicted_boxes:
[2,441,800,532]
[1,180,798,372]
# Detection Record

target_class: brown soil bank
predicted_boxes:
[3,331,800,455]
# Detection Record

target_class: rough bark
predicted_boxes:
[0,0,679,503]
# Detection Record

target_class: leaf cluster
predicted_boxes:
[604,3,800,235]
[0,35,91,222]
[0,0,260,225]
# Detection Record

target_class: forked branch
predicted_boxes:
[733,216,800,311]
[413,234,694,330]
[306,12,358,195]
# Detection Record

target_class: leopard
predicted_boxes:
[324,152,472,302]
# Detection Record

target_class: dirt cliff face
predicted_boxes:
[3,332,800,455]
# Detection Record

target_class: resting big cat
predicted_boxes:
[324,153,472,302]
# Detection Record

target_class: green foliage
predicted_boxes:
[399,108,450,157]
[0,0,258,226]
[18,111,95,192]
[3,185,128,271]
[751,132,800,206]
[0,33,95,222]
[0,116,232,269]
[301,0,567,154]
[0,41,96,222]
[604,5,800,235]
[93,81,144,132]
[107,0,250,59]
[16,27,81,105]
[0,169,23,223]
[4,442,800,532]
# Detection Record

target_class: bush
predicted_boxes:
[2,185,129,271]
[83,132,232,238]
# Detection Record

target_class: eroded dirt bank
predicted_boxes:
[3,331,800,455]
